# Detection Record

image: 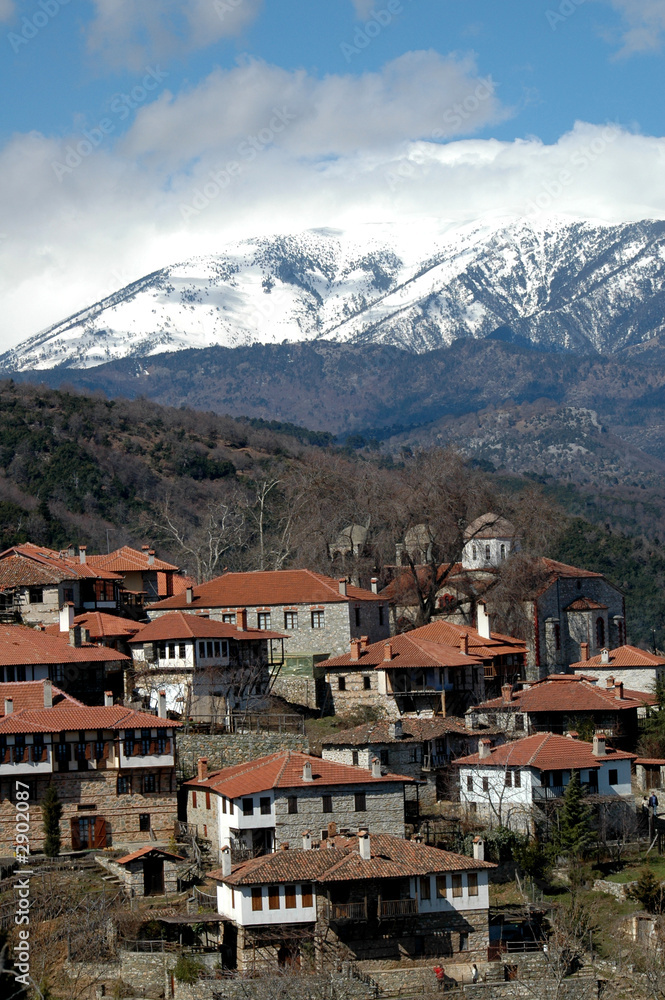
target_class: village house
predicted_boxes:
[455,731,635,834]
[127,610,286,720]
[86,544,180,602]
[0,680,180,852]
[466,674,654,751]
[321,716,505,810]
[209,831,495,972]
[184,751,413,861]
[0,619,129,704]
[570,643,665,695]
[0,543,125,625]
[44,606,145,656]
[96,845,186,897]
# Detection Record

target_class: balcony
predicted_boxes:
[378,898,418,918]
[422,753,448,771]
[532,783,597,801]
[325,900,368,922]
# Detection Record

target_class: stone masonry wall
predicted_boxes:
[323,666,398,719]
[176,732,309,779]
[270,674,320,709]
[274,781,405,843]
[573,665,661,695]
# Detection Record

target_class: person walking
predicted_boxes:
[649,791,659,818]
[471,963,479,983]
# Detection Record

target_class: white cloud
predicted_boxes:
[85,0,264,70]
[0,0,15,22]
[0,55,663,352]
[602,0,665,54]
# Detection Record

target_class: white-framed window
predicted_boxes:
[284,611,298,630]
[222,613,236,624]
[311,610,325,629]
[257,612,271,630]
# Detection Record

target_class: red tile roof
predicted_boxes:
[184,751,413,796]
[0,680,82,715]
[87,546,179,573]
[539,558,603,580]
[129,611,285,643]
[148,569,384,612]
[635,759,665,766]
[0,624,129,666]
[115,846,185,864]
[321,631,485,671]
[211,833,495,886]
[476,674,655,714]
[0,545,122,587]
[455,731,635,770]
[570,645,665,669]
[0,703,181,735]
[44,612,145,640]
[322,716,498,747]
[564,598,608,612]
[408,619,526,656]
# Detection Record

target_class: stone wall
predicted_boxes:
[592,878,636,900]
[271,675,321,710]
[173,972,377,1000]
[274,780,406,843]
[176,732,309,780]
[323,666,398,719]
[574,665,661,696]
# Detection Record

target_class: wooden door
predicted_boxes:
[143,857,164,896]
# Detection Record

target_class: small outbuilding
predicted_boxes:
[102,846,186,897]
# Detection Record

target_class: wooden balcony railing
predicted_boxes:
[378,897,418,918]
[325,900,368,922]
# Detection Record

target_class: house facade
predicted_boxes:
[210,832,495,972]
[0,681,180,852]
[184,752,411,861]
[87,545,180,602]
[570,644,665,695]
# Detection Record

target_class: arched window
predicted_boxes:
[485,544,491,561]
[554,623,561,651]
[596,617,605,648]
[500,544,506,560]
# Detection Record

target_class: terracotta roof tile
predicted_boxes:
[44,612,145,640]
[570,644,665,669]
[564,598,608,612]
[0,680,82,714]
[321,632,485,671]
[322,716,497,747]
[476,674,654,714]
[129,612,285,643]
[635,758,665,766]
[455,731,635,770]
[0,703,182,735]
[87,546,179,573]
[0,546,122,587]
[0,624,129,666]
[115,846,185,864]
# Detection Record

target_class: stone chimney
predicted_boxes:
[615,681,624,700]
[148,549,155,566]
[69,625,82,648]
[350,638,361,661]
[473,836,485,862]
[81,627,90,644]
[221,846,231,877]
[501,683,512,704]
[370,578,379,595]
[580,642,589,662]
[79,545,87,565]
[465,710,474,731]
[237,608,247,631]
[358,830,371,860]
[389,719,403,739]
[43,680,53,708]
[302,831,312,850]
[158,690,167,718]
[104,690,113,707]
[459,633,469,655]
[383,641,393,662]
[4,698,13,716]
[186,587,193,604]
[303,761,313,782]
[197,757,208,781]
[478,738,492,759]
[59,603,75,632]
[371,757,381,777]
[338,578,347,597]
[476,601,491,640]
[593,734,606,756]
[601,648,610,665]
[360,636,369,651]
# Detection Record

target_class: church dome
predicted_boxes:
[464,513,516,541]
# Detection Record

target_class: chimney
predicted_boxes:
[350,638,361,661]
[104,690,113,707]
[476,601,491,640]
[303,761,313,782]
[601,648,610,665]
[327,821,337,839]
[593,734,606,757]
[370,578,379,595]
[79,545,87,565]
[501,683,512,704]
[186,587,193,605]
[478,738,492,760]
[280,843,290,851]
[302,831,312,851]
[389,719,403,739]
[142,545,150,552]
[567,730,579,740]
[158,690,167,718]
[383,641,393,662]
[69,625,82,648]
[148,549,155,567]
[358,830,371,860]
[615,681,624,700]
[580,642,589,662]
[4,698,13,716]
[59,603,75,632]
[606,676,615,690]
[237,608,247,631]
[43,679,53,709]
[360,636,369,651]
[338,578,348,597]
[81,627,90,644]
[460,633,469,655]
[473,836,485,862]
[221,846,231,877]
[197,757,208,782]
[371,757,381,777]
[465,710,474,731]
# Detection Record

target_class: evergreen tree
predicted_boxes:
[553,770,594,861]
[629,866,665,914]
[42,784,62,858]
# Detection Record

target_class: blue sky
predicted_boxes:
[0,0,664,346]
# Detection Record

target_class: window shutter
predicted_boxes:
[93,817,107,849]
[103,741,110,760]
[149,739,156,755]
[133,740,141,757]
[85,743,93,760]
[70,819,82,851]
[2,746,9,765]
[165,739,171,755]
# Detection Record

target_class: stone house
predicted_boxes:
[87,545,180,602]
[209,831,495,972]
[127,611,286,720]
[44,606,145,656]
[634,758,665,791]
[570,644,665,696]
[467,674,654,751]
[0,680,180,851]
[184,751,412,862]
[455,731,635,834]
[97,845,185,897]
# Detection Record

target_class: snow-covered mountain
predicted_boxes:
[4,215,665,371]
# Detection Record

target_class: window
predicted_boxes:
[168,643,175,659]
[287,796,298,815]
[467,776,473,792]
[380,749,389,766]
[452,874,463,898]
[500,544,506,561]
[284,611,298,630]
[459,932,469,952]
[354,792,366,812]
[231,888,235,908]
[206,641,214,658]
[260,796,271,815]
[436,875,447,898]
[242,798,254,816]
[338,677,346,691]
[192,791,197,809]
[504,771,512,787]
[311,610,325,629]
[117,775,131,795]
[257,612,271,630]
[178,643,186,658]
[302,884,313,907]
[363,676,371,690]
[354,608,361,627]
[482,777,489,792]
[472,545,477,560]
[221,796,227,814]
[5,666,15,683]
[222,612,236,624]
[198,641,206,658]
[269,885,280,910]
[514,770,521,788]
[419,876,431,900]
[214,640,222,657]
[206,791,211,810]
[251,888,263,911]
[515,714,525,731]
[322,794,333,813]
[28,587,43,604]
[596,617,605,648]
[554,623,561,651]
[467,873,478,897]
[143,774,156,793]
[139,814,150,832]
[284,885,296,909]
[608,769,618,785]
[17,666,25,682]
[485,544,491,561]
[378,606,385,626]
[352,750,359,766]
